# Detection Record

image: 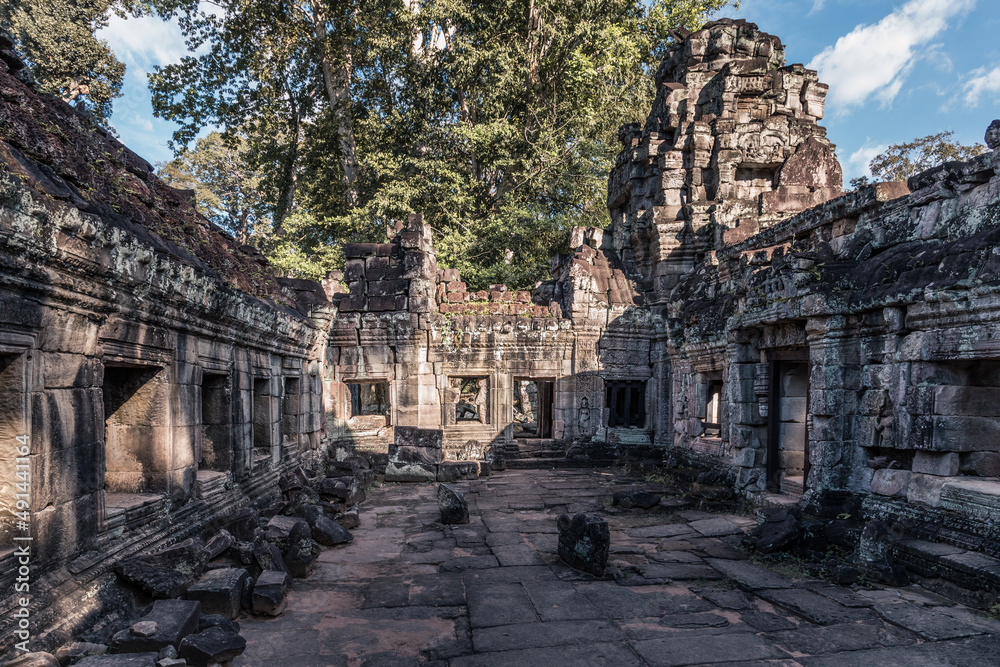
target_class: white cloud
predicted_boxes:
[846,141,888,181]
[808,0,976,112]
[810,0,827,14]
[963,65,1000,106]
[98,14,189,69]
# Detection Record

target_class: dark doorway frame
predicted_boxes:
[766,349,811,494]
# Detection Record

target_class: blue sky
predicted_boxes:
[99,0,1000,181]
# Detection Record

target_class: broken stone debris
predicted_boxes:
[557,513,611,577]
[438,483,471,524]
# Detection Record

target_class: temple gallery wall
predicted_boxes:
[3,17,1000,655]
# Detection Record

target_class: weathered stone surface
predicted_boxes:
[746,509,799,554]
[871,469,911,497]
[177,626,246,667]
[251,570,291,616]
[912,451,960,476]
[311,514,354,546]
[856,520,908,586]
[337,504,361,529]
[438,484,470,525]
[185,568,248,619]
[960,451,1000,477]
[114,539,210,599]
[109,600,201,653]
[204,529,234,559]
[612,490,661,509]
[54,642,108,665]
[222,509,260,542]
[385,461,438,483]
[557,513,610,577]
[252,541,288,574]
[75,655,159,667]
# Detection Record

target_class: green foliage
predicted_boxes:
[156,132,266,243]
[149,0,736,288]
[850,131,987,190]
[0,0,145,123]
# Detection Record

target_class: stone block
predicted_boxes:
[384,461,438,482]
[185,568,248,619]
[251,570,291,616]
[178,626,246,667]
[114,539,210,599]
[390,444,444,465]
[960,451,1000,477]
[928,416,1000,451]
[906,473,953,507]
[557,513,610,577]
[912,451,960,476]
[436,461,480,482]
[395,426,443,449]
[109,600,201,653]
[870,469,910,497]
[732,447,759,468]
[933,385,1000,417]
[438,484,470,524]
[311,514,353,546]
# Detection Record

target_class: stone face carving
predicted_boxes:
[608,19,842,303]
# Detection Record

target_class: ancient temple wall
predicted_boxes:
[0,49,332,649]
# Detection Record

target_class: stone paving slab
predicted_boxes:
[873,602,986,641]
[632,633,791,666]
[232,469,1000,666]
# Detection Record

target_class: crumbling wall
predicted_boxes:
[0,43,331,653]
[608,19,842,306]
[323,217,658,468]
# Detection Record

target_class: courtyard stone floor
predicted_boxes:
[233,469,1000,666]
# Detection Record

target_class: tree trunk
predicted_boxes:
[311,2,361,208]
[274,90,301,232]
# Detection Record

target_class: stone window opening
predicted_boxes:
[451,377,488,424]
[198,373,232,473]
[102,365,169,523]
[0,352,27,552]
[282,377,301,446]
[606,380,647,428]
[513,379,554,438]
[702,379,724,437]
[347,381,391,421]
[252,377,273,462]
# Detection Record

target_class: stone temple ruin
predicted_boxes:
[4,16,1000,659]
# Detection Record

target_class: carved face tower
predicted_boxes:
[608,19,843,304]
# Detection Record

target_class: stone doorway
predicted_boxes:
[0,352,26,551]
[767,359,809,494]
[252,377,273,464]
[513,380,553,439]
[199,373,233,473]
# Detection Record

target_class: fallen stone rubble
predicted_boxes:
[12,453,377,666]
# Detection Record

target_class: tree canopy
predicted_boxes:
[0,0,147,123]
[148,0,735,288]
[850,131,987,190]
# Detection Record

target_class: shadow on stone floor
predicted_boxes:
[233,469,1000,667]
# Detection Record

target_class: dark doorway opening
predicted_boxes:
[606,380,647,428]
[103,365,165,494]
[767,358,810,494]
[199,373,232,472]
[513,380,553,438]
